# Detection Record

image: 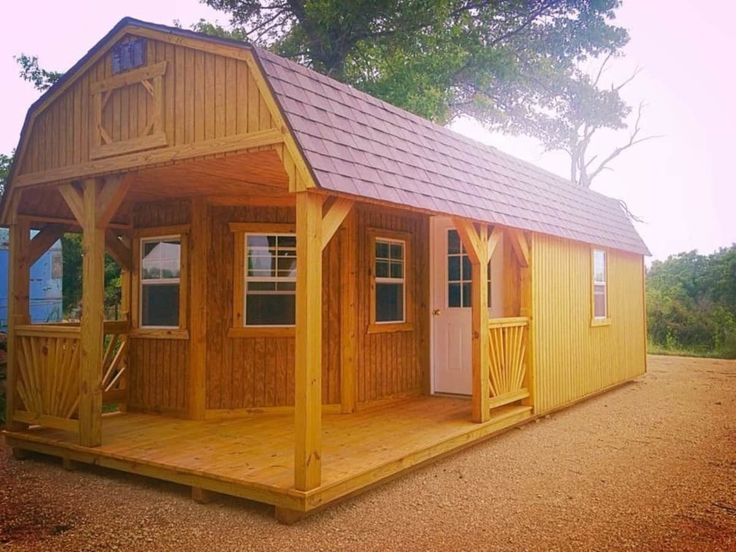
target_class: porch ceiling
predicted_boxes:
[15,149,289,228]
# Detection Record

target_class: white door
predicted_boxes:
[431,217,504,395]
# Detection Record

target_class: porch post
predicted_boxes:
[79,178,105,447]
[188,197,208,420]
[5,201,31,431]
[294,191,324,491]
[454,219,491,423]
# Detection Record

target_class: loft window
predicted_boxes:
[244,234,297,326]
[592,249,608,319]
[447,229,491,308]
[111,36,147,74]
[374,238,406,323]
[140,236,181,328]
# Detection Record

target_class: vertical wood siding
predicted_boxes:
[205,205,342,409]
[532,234,646,413]
[127,200,192,413]
[356,205,430,403]
[17,37,274,176]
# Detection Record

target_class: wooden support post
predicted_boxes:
[79,179,105,447]
[514,231,535,412]
[275,506,306,525]
[5,207,31,431]
[339,210,357,413]
[28,224,67,265]
[191,486,213,504]
[11,448,29,461]
[188,198,208,420]
[294,191,324,491]
[454,219,491,423]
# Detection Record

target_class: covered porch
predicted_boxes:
[5,395,531,516]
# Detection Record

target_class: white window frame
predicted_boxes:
[374,237,407,324]
[139,234,182,329]
[592,248,608,320]
[243,232,297,328]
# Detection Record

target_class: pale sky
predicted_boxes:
[1,1,734,261]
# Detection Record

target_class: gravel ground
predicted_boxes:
[1,354,735,551]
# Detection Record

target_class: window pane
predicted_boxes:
[375,241,389,259]
[246,294,296,325]
[390,261,403,279]
[375,260,389,278]
[142,284,179,326]
[462,255,472,280]
[462,282,472,308]
[376,283,403,322]
[448,282,461,308]
[448,256,460,281]
[389,243,403,260]
[594,290,606,318]
[448,230,461,254]
[593,250,606,282]
[142,239,181,280]
[278,235,296,249]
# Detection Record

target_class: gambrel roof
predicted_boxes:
[3,18,648,255]
[253,48,649,255]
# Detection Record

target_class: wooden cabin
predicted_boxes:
[1,19,649,522]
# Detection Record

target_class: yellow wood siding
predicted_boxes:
[16,35,274,178]
[531,234,646,413]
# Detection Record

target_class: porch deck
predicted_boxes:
[4,396,532,513]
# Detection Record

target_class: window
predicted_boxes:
[592,249,608,320]
[140,236,181,328]
[447,229,491,309]
[374,237,406,323]
[244,233,297,326]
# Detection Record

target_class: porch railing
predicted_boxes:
[488,317,530,410]
[11,320,129,432]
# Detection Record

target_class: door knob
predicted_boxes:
[432,309,440,316]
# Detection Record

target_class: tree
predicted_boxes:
[202,1,637,159]
[0,153,12,197]
[15,54,63,92]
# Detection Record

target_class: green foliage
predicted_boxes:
[0,153,12,197]
[61,234,121,319]
[15,54,63,92]
[202,0,630,136]
[647,246,736,359]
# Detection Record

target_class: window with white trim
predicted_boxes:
[374,238,405,323]
[244,233,297,326]
[592,249,608,319]
[140,236,181,328]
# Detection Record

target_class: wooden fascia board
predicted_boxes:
[245,51,318,191]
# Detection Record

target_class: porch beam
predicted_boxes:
[508,228,530,268]
[453,218,491,423]
[5,196,31,431]
[321,198,354,251]
[294,191,324,491]
[59,183,84,225]
[95,175,131,227]
[79,178,105,447]
[28,224,67,265]
[104,231,132,271]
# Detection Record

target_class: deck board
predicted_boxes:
[4,396,532,512]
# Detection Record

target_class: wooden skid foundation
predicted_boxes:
[4,396,532,516]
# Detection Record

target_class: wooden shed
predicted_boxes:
[1,19,649,521]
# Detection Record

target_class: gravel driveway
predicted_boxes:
[1,354,735,551]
